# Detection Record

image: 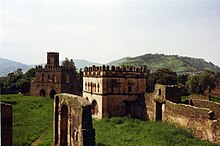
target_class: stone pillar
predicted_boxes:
[54,94,95,146]
[1,102,13,146]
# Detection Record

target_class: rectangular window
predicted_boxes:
[128,85,132,93]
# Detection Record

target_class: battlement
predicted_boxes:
[47,52,59,55]
[84,65,147,77]
[84,65,147,72]
[35,65,75,70]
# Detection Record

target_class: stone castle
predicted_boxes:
[30,52,220,144]
[83,65,147,119]
[30,52,80,98]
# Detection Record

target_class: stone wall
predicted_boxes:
[189,99,220,120]
[145,85,220,144]
[164,101,220,144]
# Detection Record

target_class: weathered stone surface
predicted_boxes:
[1,102,13,146]
[30,52,79,98]
[53,93,95,146]
[146,84,220,144]
[82,65,147,119]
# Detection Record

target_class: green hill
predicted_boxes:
[108,54,220,73]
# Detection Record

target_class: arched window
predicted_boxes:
[66,75,69,83]
[85,82,87,90]
[42,73,45,82]
[158,89,161,95]
[52,74,56,82]
[88,83,90,91]
[91,100,98,115]
[97,83,100,93]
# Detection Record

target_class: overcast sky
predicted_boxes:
[1,0,220,66]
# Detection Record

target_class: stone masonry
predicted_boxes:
[146,84,220,144]
[53,93,95,146]
[82,65,147,119]
[1,102,13,146]
[30,52,79,98]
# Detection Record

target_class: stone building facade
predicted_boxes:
[82,65,147,119]
[54,93,95,146]
[30,52,79,98]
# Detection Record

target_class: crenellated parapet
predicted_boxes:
[84,65,147,78]
[35,64,75,71]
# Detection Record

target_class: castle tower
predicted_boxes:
[47,52,59,67]
[30,52,80,98]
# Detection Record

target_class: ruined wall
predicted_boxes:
[1,102,13,146]
[189,99,220,120]
[145,85,220,144]
[54,94,95,146]
[145,93,156,120]
[164,101,220,143]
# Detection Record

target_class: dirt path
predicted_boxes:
[31,133,44,146]
[31,127,52,146]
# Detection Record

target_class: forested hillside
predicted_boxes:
[108,54,220,73]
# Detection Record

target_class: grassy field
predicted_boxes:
[1,94,54,146]
[94,117,216,146]
[0,94,217,146]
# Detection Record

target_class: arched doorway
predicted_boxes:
[91,100,98,115]
[39,89,46,97]
[60,104,68,146]
[50,89,56,98]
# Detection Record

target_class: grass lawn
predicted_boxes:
[0,94,217,146]
[1,94,54,146]
[94,117,216,146]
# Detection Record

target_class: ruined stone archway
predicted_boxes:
[91,100,98,115]
[50,89,56,98]
[40,89,46,97]
[60,104,68,146]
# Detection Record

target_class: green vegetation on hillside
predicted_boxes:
[1,94,217,146]
[108,54,220,73]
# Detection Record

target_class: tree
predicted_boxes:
[146,68,178,92]
[62,58,76,69]
[186,70,217,95]
[0,68,36,94]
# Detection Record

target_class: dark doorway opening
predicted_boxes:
[50,89,56,98]
[40,89,46,97]
[155,102,162,121]
[91,100,98,115]
[124,100,133,116]
[60,104,68,146]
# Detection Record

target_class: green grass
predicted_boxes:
[209,96,220,103]
[0,94,54,146]
[0,94,217,146]
[94,117,216,146]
